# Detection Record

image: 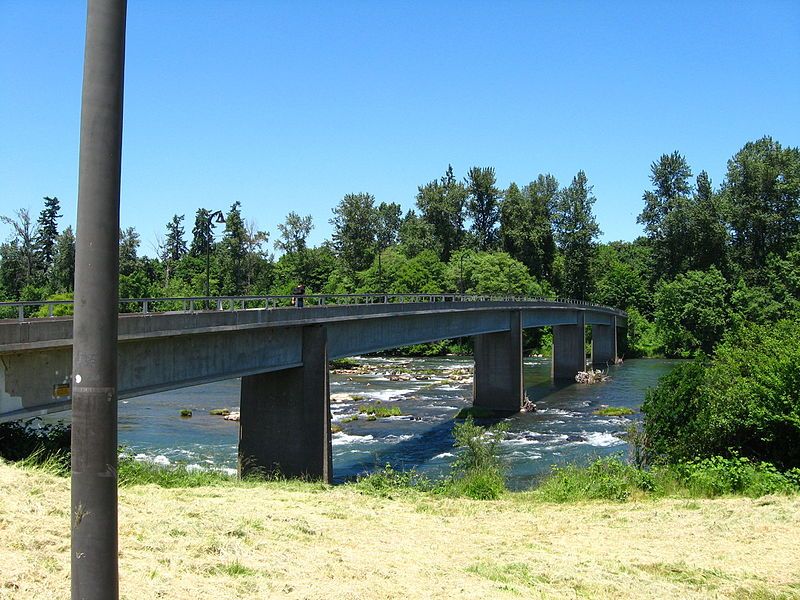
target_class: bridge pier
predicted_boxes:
[473,311,523,412]
[238,325,332,482]
[591,317,618,366]
[551,312,586,380]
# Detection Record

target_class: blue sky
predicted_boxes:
[1,1,798,256]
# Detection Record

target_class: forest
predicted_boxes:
[1,135,798,361]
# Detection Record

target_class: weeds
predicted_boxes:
[358,403,402,418]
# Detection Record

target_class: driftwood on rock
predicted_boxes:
[575,370,611,384]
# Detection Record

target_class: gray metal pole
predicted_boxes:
[71,1,126,598]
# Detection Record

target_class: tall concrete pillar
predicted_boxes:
[591,318,617,366]
[552,312,586,380]
[617,321,628,359]
[238,325,332,482]
[473,311,523,413]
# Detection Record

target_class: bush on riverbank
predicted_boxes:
[0,418,70,463]
[530,455,800,502]
[640,319,800,469]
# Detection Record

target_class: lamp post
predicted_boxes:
[204,209,225,308]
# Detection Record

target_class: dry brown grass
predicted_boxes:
[2,462,799,599]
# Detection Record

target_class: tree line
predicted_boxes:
[1,135,797,357]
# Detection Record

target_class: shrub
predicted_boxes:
[0,419,71,463]
[534,456,657,502]
[675,456,800,497]
[441,417,508,500]
[443,466,506,500]
[353,463,428,497]
[641,320,800,468]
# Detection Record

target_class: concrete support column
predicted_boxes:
[238,325,332,482]
[591,318,617,366]
[617,322,628,359]
[473,311,523,412]
[552,312,586,380]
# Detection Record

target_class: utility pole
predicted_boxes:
[71,1,127,598]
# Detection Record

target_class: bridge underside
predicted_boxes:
[0,302,626,482]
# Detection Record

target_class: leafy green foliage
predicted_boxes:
[724,136,800,276]
[358,403,402,418]
[676,456,799,497]
[0,419,70,464]
[641,320,800,469]
[533,456,657,502]
[445,417,507,500]
[532,455,799,502]
[466,166,502,251]
[416,165,467,261]
[330,192,378,273]
[553,170,601,299]
[500,176,557,280]
[654,267,729,356]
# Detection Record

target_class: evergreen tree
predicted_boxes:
[219,201,248,295]
[416,165,467,260]
[466,166,501,251]
[553,171,601,299]
[330,193,377,273]
[162,214,188,262]
[35,196,61,273]
[190,208,215,257]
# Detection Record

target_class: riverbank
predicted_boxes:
[3,462,799,599]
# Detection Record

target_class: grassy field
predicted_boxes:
[2,461,799,599]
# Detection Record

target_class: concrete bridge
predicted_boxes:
[0,294,626,482]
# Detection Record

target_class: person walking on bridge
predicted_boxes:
[292,283,306,308]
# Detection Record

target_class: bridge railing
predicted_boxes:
[0,294,621,322]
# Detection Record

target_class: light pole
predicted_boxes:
[204,209,225,308]
[71,1,126,597]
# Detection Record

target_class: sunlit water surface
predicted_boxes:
[109,357,677,490]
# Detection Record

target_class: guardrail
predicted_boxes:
[0,294,623,321]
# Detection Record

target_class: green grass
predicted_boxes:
[358,402,402,418]
[179,409,192,418]
[209,561,257,577]
[209,408,231,416]
[593,407,635,417]
[117,458,239,488]
[329,358,360,369]
[528,455,800,503]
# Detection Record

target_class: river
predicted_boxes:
[114,357,677,490]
